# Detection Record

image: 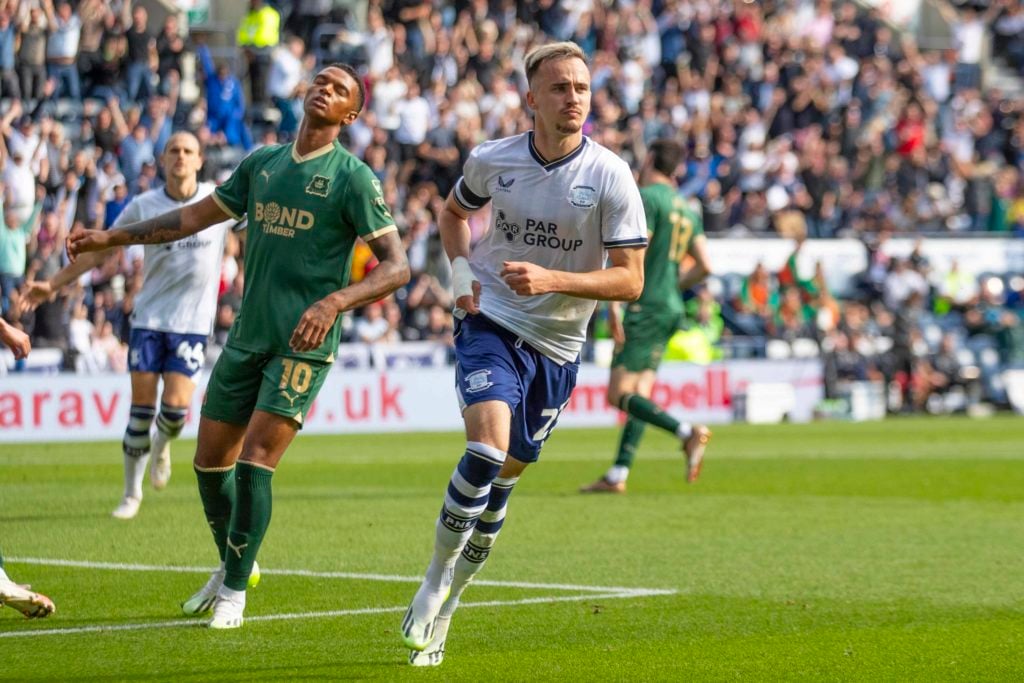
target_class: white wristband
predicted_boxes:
[452,256,474,300]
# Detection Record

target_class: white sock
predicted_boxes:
[124,453,150,500]
[605,465,630,484]
[676,423,693,440]
[217,585,245,602]
[439,475,519,619]
[0,566,9,582]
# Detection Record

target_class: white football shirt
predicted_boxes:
[112,182,238,335]
[454,132,647,364]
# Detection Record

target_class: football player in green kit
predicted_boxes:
[581,139,713,494]
[67,63,410,628]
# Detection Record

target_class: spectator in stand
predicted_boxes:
[93,318,126,373]
[76,0,115,98]
[284,0,332,50]
[0,190,41,313]
[140,95,173,156]
[354,301,390,345]
[394,77,430,185]
[0,9,19,101]
[23,210,67,351]
[16,2,48,102]
[104,180,130,228]
[267,35,306,139]
[935,0,1001,93]
[156,14,186,95]
[236,0,279,106]
[935,258,979,313]
[771,286,815,342]
[196,42,252,150]
[124,3,155,104]
[363,6,394,80]
[883,258,929,310]
[1,115,43,229]
[118,122,153,188]
[43,0,82,100]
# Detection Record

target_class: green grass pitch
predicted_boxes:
[2,417,1023,680]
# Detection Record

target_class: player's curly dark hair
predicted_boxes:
[325,62,366,114]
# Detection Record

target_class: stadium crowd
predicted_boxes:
[0,0,1022,413]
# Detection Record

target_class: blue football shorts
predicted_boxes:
[454,313,578,463]
[128,328,208,380]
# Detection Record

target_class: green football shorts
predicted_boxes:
[201,344,332,428]
[611,307,684,373]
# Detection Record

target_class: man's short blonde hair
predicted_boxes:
[524,41,587,85]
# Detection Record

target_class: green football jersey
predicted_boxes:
[212,140,396,361]
[635,182,704,314]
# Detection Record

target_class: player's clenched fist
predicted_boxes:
[289,299,339,352]
[66,229,114,262]
[501,261,554,296]
[455,281,481,315]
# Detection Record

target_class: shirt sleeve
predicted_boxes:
[452,144,491,212]
[602,161,648,249]
[212,150,257,221]
[342,164,397,241]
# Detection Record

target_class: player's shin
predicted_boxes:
[425,442,506,590]
[151,403,187,489]
[195,464,237,562]
[620,394,686,436]
[607,417,646,483]
[222,461,273,592]
[121,404,156,501]
[441,475,519,618]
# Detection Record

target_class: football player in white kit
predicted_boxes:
[27,132,240,521]
[401,42,647,665]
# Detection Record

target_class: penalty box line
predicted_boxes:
[9,557,672,596]
[0,591,676,640]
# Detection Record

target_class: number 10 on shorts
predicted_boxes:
[279,359,313,393]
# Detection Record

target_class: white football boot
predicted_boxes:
[183,561,260,616]
[111,496,141,520]
[408,615,451,666]
[207,588,245,630]
[401,578,451,651]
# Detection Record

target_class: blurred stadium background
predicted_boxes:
[1,0,1024,440]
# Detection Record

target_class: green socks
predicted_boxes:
[195,465,236,562]
[224,461,274,591]
[620,393,681,435]
[613,416,647,469]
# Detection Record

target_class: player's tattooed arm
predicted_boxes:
[65,196,229,261]
[289,231,410,352]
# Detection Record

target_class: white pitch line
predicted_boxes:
[0,590,675,639]
[9,557,666,596]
